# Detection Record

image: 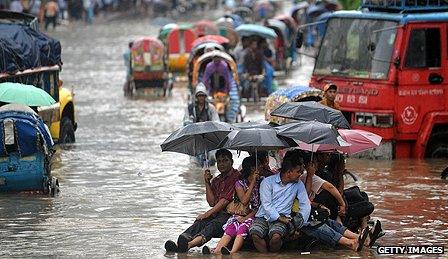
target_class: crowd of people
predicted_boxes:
[164,148,383,254]
[1,0,239,28]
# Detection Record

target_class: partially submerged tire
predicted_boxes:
[426,130,448,158]
[59,117,75,144]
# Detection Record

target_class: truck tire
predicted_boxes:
[60,117,75,144]
[426,130,448,158]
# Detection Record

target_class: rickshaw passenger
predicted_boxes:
[242,40,274,95]
[164,149,240,253]
[183,83,220,125]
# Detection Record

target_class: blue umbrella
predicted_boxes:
[235,24,277,39]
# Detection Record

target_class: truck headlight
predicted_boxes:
[355,112,393,128]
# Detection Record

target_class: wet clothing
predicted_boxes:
[178,169,240,244]
[301,219,347,247]
[201,60,233,94]
[249,216,289,239]
[210,169,240,203]
[256,174,311,223]
[180,211,231,244]
[242,49,264,76]
[183,103,220,124]
[320,98,340,110]
[223,216,253,237]
[300,172,326,201]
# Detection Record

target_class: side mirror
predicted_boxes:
[367,42,376,52]
[296,30,304,49]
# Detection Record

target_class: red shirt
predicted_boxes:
[211,168,240,203]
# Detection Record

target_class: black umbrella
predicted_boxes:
[160,121,237,158]
[234,121,275,130]
[219,128,296,152]
[275,121,349,146]
[218,128,297,169]
[270,101,351,129]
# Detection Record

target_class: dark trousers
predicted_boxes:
[44,16,57,31]
[180,211,230,244]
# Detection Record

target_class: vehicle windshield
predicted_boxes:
[314,18,398,80]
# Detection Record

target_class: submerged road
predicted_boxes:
[0,10,447,258]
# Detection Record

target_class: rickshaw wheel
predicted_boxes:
[60,117,75,144]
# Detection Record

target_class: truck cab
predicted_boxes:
[309,1,448,159]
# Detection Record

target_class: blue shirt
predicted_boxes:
[256,173,311,223]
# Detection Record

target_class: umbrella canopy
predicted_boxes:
[270,101,351,129]
[0,82,56,106]
[235,24,277,39]
[218,128,296,153]
[291,2,310,15]
[194,20,219,36]
[192,35,230,47]
[0,103,37,114]
[275,121,349,146]
[191,42,224,56]
[292,129,381,154]
[160,121,237,156]
[234,121,274,129]
[336,129,382,154]
[158,23,179,40]
[307,3,329,18]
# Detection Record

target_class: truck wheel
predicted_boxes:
[426,130,448,158]
[60,117,75,144]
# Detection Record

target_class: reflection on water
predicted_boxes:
[0,16,447,258]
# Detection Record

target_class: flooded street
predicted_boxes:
[0,14,447,258]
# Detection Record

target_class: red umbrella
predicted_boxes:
[294,129,382,154]
[194,20,219,37]
[192,35,229,47]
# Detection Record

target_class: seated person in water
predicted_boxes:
[203,156,262,255]
[283,150,371,252]
[164,149,240,253]
[249,155,310,253]
[318,154,381,247]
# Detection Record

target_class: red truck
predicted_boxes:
[308,1,448,159]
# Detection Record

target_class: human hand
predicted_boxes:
[278,215,291,225]
[249,171,259,184]
[204,169,213,184]
[306,162,316,176]
[338,205,346,217]
[320,205,331,215]
[196,212,209,221]
[237,216,246,223]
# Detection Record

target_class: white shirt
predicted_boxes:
[300,172,326,201]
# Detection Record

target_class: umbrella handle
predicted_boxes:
[203,151,209,170]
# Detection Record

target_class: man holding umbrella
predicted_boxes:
[164,149,240,253]
[319,83,340,110]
